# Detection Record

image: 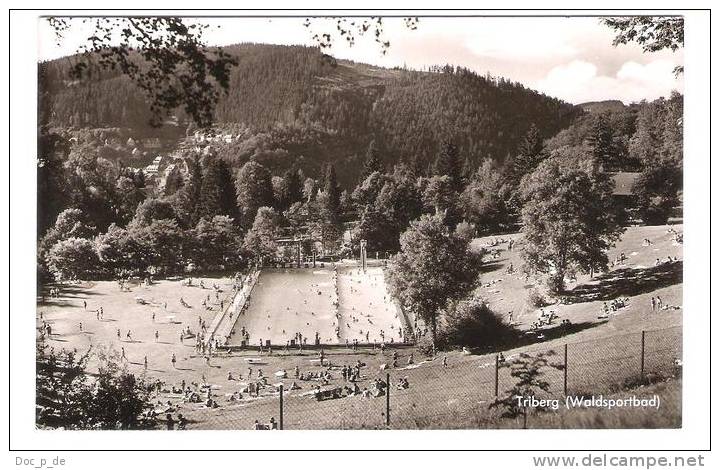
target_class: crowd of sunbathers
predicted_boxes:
[530,309,557,329]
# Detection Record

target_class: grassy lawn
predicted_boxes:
[392,375,683,430]
[38,275,237,381]
[470,224,682,336]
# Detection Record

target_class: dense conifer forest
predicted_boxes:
[39,44,580,184]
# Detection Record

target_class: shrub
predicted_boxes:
[454,221,476,241]
[36,342,157,429]
[415,335,436,356]
[527,288,550,308]
[436,299,515,349]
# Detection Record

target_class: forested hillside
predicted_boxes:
[39,44,580,184]
[37,47,683,291]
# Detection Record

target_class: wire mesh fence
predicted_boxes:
[567,331,644,395]
[644,326,683,378]
[172,325,681,429]
[387,355,496,429]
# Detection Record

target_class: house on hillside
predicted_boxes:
[144,155,167,177]
[609,172,641,222]
[142,137,162,150]
[610,172,640,197]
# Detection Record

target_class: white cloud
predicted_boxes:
[535,59,683,104]
[617,60,681,89]
[463,20,581,60]
[542,60,598,85]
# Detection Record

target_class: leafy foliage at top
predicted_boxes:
[46,17,237,127]
[303,17,419,55]
[601,17,684,75]
[602,16,684,53]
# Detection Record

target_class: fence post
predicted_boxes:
[494,354,499,397]
[386,372,391,427]
[279,384,284,430]
[640,330,646,378]
[563,343,568,396]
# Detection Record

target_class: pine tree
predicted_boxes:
[280,167,303,211]
[356,205,394,253]
[409,153,426,179]
[37,132,71,237]
[461,156,475,187]
[243,207,281,264]
[511,124,546,186]
[660,92,683,167]
[181,155,203,227]
[363,139,383,179]
[235,160,274,230]
[517,123,544,157]
[629,101,664,167]
[586,114,617,170]
[433,141,463,193]
[322,163,342,224]
[197,156,238,222]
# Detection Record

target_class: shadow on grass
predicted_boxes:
[478,261,504,275]
[525,321,598,343]
[36,299,78,308]
[39,285,104,298]
[470,321,600,356]
[564,261,682,304]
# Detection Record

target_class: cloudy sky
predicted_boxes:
[38,16,684,105]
